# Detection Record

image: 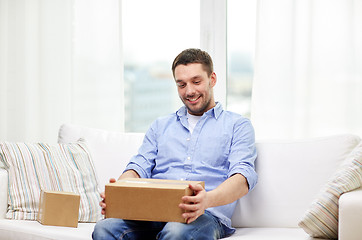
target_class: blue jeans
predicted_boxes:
[92,211,228,240]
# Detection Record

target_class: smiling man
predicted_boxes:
[92,48,258,240]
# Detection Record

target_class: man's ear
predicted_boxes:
[210,72,217,87]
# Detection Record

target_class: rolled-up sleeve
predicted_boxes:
[123,121,158,178]
[227,118,258,191]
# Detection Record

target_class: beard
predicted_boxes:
[182,94,214,116]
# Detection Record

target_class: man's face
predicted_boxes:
[174,63,216,116]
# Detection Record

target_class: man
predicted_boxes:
[92,48,257,239]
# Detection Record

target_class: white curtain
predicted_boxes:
[251,0,362,140]
[0,0,123,142]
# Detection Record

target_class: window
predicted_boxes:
[227,0,257,118]
[122,0,200,132]
[122,0,256,132]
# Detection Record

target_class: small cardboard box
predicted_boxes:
[105,178,205,223]
[37,190,80,228]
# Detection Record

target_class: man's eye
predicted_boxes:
[177,83,186,88]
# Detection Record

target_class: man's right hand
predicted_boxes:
[100,178,116,215]
[100,170,140,215]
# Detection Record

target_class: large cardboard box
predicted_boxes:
[37,190,80,228]
[105,178,205,223]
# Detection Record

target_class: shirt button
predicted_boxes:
[186,138,190,141]
[187,157,191,160]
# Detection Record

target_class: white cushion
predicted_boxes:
[58,124,144,191]
[232,134,361,228]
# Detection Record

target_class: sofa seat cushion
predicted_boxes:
[0,219,95,240]
[224,227,323,239]
[0,220,323,240]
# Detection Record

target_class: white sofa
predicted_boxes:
[0,123,361,240]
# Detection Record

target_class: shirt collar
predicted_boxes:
[176,102,223,120]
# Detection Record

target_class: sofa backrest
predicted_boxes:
[58,124,144,191]
[231,134,361,228]
[58,124,361,228]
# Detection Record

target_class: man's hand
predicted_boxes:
[179,183,209,224]
[178,174,249,224]
[100,178,116,215]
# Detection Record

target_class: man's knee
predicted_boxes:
[93,218,166,240]
[157,213,224,240]
[92,218,125,240]
[157,222,188,240]
[92,219,110,240]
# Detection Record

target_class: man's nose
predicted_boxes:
[185,85,196,96]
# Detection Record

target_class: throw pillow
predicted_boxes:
[0,140,101,222]
[298,142,362,239]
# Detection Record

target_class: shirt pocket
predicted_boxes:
[198,134,231,168]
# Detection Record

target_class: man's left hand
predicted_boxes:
[179,183,209,224]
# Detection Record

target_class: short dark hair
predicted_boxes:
[172,48,214,78]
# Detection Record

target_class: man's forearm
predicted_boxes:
[206,173,249,208]
[118,169,140,180]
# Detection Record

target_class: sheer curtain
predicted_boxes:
[0,0,123,142]
[251,0,362,140]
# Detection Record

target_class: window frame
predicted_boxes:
[200,0,227,108]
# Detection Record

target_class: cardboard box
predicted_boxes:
[37,190,80,228]
[105,178,205,223]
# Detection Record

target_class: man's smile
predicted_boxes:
[186,95,201,104]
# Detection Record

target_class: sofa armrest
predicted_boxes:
[339,187,362,240]
[0,168,8,219]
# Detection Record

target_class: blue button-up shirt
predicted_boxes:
[124,102,257,232]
